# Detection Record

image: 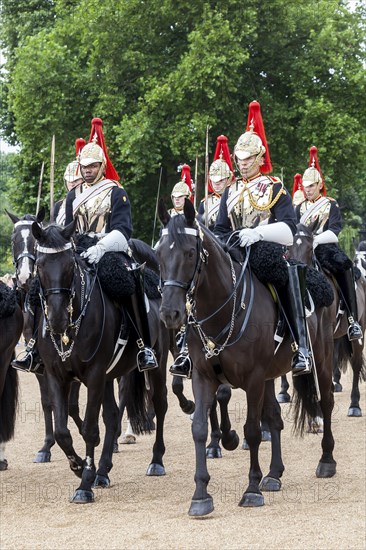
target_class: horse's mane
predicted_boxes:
[129,238,159,273]
[22,214,38,221]
[36,223,69,250]
[296,223,313,238]
[167,214,226,255]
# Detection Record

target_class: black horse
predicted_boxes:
[7,208,84,462]
[157,199,337,517]
[289,224,366,417]
[0,283,23,470]
[32,220,169,503]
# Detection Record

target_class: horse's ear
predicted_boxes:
[184,198,195,227]
[32,221,44,241]
[61,218,77,241]
[158,198,170,227]
[5,209,19,225]
[36,206,46,223]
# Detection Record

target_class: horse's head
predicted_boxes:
[7,207,45,291]
[33,219,77,335]
[288,223,315,266]
[156,198,203,329]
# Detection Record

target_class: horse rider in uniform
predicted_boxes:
[296,145,363,341]
[168,164,194,217]
[213,100,313,377]
[197,135,234,231]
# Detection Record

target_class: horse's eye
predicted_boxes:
[187,248,195,260]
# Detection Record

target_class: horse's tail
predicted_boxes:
[291,375,319,436]
[0,366,19,443]
[124,368,152,436]
[334,335,366,382]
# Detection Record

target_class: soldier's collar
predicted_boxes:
[242,172,262,184]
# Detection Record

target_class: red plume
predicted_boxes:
[245,100,272,174]
[308,145,326,195]
[75,138,86,159]
[292,173,303,198]
[88,118,120,181]
[206,134,235,193]
[181,164,194,203]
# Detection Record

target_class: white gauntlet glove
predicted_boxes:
[239,228,263,247]
[313,230,338,250]
[81,230,128,264]
[239,222,293,247]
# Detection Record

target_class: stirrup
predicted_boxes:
[11,351,44,375]
[347,319,363,341]
[291,349,312,377]
[169,352,192,379]
[137,348,159,372]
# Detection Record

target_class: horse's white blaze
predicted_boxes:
[17,228,32,285]
[296,237,303,246]
[169,241,175,249]
[0,442,5,462]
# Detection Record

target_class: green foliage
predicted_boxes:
[0,0,365,245]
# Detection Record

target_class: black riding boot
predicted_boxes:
[169,326,192,379]
[279,264,313,377]
[128,265,158,372]
[335,268,363,341]
[11,338,44,375]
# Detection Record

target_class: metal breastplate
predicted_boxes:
[204,194,221,227]
[227,176,273,230]
[76,186,113,233]
[299,198,331,234]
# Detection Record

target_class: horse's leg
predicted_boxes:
[47,374,83,481]
[206,395,222,459]
[242,405,271,450]
[72,381,104,503]
[316,361,337,478]
[171,375,195,415]
[239,385,264,507]
[347,343,364,417]
[94,380,119,488]
[33,373,55,463]
[216,384,239,452]
[277,374,291,403]
[68,381,83,433]
[332,339,343,392]
[188,372,217,517]
[146,368,168,476]
[0,442,8,471]
[260,379,285,492]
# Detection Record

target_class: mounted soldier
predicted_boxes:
[54,138,86,224]
[197,135,233,231]
[295,145,363,341]
[168,164,194,217]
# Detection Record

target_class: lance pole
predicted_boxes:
[151,166,163,247]
[204,125,210,227]
[49,135,55,221]
[194,152,198,211]
[36,161,45,216]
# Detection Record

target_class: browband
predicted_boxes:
[36,243,73,254]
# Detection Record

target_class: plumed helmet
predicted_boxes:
[234,101,272,173]
[171,181,191,198]
[302,166,322,187]
[87,118,120,181]
[79,142,106,167]
[209,158,232,183]
[75,138,86,160]
[64,160,82,183]
[292,173,305,205]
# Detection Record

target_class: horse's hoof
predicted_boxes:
[33,451,51,463]
[188,496,214,517]
[239,492,264,507]
[241,438,249,450]
[333,382,342,393]
[93,474,110,488]
[70,489,95,503]
[316,460,337,478]
[0,459,8,471]
[277,392,291,403]
[222,431,239,451]
[182,401,195,415]
[113,443,119,453]
[146,463,166,476]
[307,416,324,434]
[121,434,136,445]
[261,430,272,442]
[348,407,362,417]
[206,446,222,459]
[260,476,282,492]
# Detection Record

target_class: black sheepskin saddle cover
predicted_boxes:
[0,282,17,318]
[315,243,353,273]
[229,241,334,309]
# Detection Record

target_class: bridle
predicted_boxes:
[36,240,99,362]
[159,223,253,358]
